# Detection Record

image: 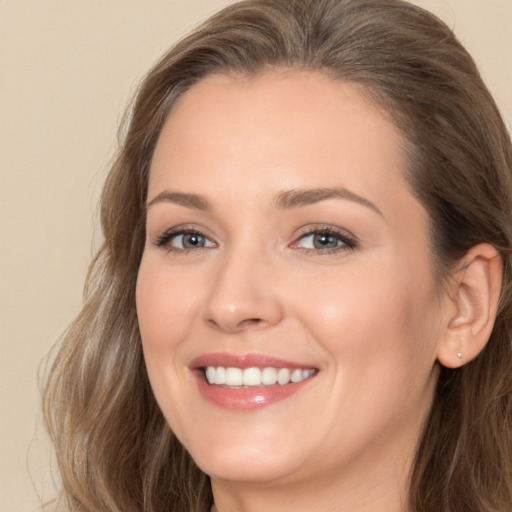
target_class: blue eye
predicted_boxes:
[155,230,215,250]
[299,233,342,249]
[294,229,356,252]
[172,232,213,249]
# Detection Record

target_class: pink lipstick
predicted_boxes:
[190,353,318,411]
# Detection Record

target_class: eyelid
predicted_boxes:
[290,224,358,253]
[150,223,357,254]
[152,224,217,251]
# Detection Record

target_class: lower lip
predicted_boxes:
[193,371,316,411]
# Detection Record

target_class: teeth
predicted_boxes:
[302,369,315,379]
[261,367,278,385]
[277,368,290,385]
[214,366,226,385]
[242,367,261,386]
[290,369,303,383]
[206,366,216,383]
[204,366,316,386]
[225,367,243,386]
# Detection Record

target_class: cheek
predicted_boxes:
[136,257,194,374]
[296,263,440,444]
[136,258,200,353]
[136,257,213,445]
[291,259,440,386]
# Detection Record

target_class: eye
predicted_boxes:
[154,229,216,251]
[171,232,214,249]
[293,227,357,253]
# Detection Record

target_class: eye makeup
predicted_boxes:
[151,221,358,256]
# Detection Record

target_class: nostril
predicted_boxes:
[207,318,220,329]
[206,316,265,332]
[237,318,264,328]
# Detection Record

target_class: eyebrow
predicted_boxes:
[275,187,382,216]
[147,191,211,211]
[146,187,382,216]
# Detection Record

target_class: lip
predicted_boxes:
[190,352,318,412]
[190,352,313,370]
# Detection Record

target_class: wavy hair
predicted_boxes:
[42,0,512,510]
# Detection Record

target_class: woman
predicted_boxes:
[42,0,512,511]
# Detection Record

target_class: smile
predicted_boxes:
[205,366,316,386]
[191,353,319,411]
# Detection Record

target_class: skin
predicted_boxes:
[136,70,455,512]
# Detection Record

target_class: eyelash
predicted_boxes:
[292,225,357,254]
[154,226,215,253]
[153,225,358,254]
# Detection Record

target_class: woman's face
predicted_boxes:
[136,71,447,487]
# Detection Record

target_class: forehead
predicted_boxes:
[149,70,417,219]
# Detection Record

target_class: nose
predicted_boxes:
[202,249,284,334]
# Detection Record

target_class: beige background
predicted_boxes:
[1,1,511,510]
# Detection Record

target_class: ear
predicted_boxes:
[437,243,503,368]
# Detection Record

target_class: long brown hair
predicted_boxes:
[42,0,512,510]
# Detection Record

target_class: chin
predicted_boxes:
[196,451,298,484]
[179,426,309,484]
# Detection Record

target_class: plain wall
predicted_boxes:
[1,1,511,510]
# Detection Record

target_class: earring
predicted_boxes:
[456,335,463,359]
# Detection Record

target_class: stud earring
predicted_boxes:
[456,336,463,359]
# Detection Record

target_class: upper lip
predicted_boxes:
[190,352,317,370]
